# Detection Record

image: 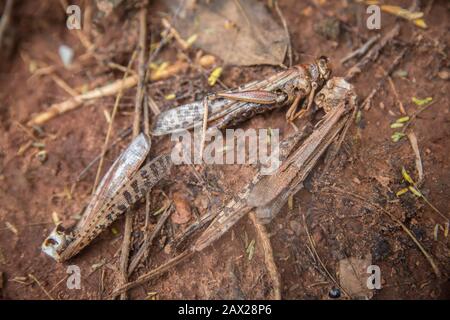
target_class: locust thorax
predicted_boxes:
[314,77,355,113]
[41,223,73,262]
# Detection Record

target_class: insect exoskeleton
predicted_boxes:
[41,223,71,262]
[317,55,332,80]
[314,77,355,113]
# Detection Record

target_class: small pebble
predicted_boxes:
[328,287,341,299]
[438,70,449,81]
[58,44,74,67]
[36,150,47,163]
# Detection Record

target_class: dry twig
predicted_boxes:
[27,60,189,126]
[407,131,424,185]
[387,76,406,114]
[249,212,281,300]
[328,187,441,278]
[302,212,350,298]
[274,0,292,67]
[361,47,407,111]
[128,203,172,275]
[0,0,14,49]
[345,25,400,81]
[341,34,381,65]
[28,274,54,300]
[119,4,148,300]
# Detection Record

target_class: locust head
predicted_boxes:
[41,223,70,262]
[315,77,355,113]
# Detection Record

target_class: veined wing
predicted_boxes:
[76,133,151,233]
[42,133,151,261]
[192,128,311,251]
[59,154,172,261]
[247,104,348,209]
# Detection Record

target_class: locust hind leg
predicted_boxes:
[286,94,302,123]
[216,90,283,105]
[291,82,319,120]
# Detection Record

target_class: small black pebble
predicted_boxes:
[329,287,341,299]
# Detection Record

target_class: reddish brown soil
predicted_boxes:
[0,0,449,300]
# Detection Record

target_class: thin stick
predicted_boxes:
[128,203,172,275]
[50,74,79,97]
[110,250,194,297]
[329,187,442,278]
[28,273,54,300]
[345,24,400,81]
[387,76,406,115]
[361,48,407,111]
[301,212,351,298]
[48,275,68,294]
[274,0,292,67]
[249,212,281,300]
[147,95,161,116]
[27,60,189,126]
[119,3,148,300]
[340,34,381,64]
[142,96,152,263]
[407,131,424,185]
[91,51,137,193]
[401,101,437,133]
[0,0,14,49]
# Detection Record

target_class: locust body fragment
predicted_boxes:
[111,77,359,296]
[42,133,172,262]
[152,57,331,136]
[248,77,357,223]
[195,77,357,250]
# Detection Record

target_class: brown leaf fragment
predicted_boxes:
[339,255,374,300]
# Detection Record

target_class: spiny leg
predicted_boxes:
[286,93,302,122]
[292,82,318,120]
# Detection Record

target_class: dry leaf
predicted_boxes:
[339,255,374,299]
[166,0,288,66]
